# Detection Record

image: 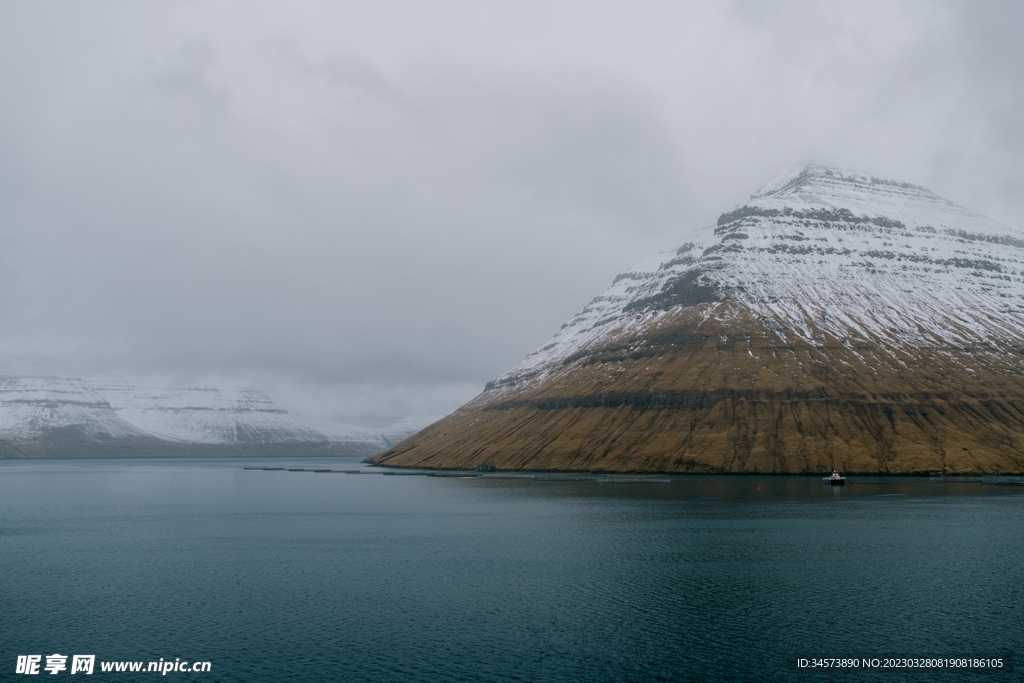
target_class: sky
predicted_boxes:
[1,0,1022,425]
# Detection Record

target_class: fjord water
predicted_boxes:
[2,459,1021,682]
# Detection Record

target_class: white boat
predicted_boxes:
[824,470,846,485]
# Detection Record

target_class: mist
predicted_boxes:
[1,0,1021,424]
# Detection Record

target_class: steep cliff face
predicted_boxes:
[370,164,1024,474]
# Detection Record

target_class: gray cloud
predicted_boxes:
[0,0,1021,423]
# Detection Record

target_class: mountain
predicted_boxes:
[90,381,353,456]
[0,376,443,458]
[0,377,168,457]
[369,164,1024,474]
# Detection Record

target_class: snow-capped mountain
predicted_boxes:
[371,164,1024,474]
[0,376,166,457]
[92,382,328,445]
[0,375,444,458]
[493,163,1023,390]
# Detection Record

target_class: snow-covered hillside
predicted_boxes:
[0,376,444,456]
[492,163,1024,392]
[0,376,150,443]
[91,381,328,445]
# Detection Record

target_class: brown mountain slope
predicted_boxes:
[370,302,1024,473]
[369,164,1024,474]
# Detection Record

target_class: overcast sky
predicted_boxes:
[1,1,1022,424]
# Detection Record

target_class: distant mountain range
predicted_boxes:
[371,163,1024,474]
[0,376,441,458]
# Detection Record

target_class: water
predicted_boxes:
[2,458,1022,682]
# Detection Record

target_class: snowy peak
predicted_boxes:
[751,163,935,204]
[486,163,1024,394]
[741,163,996,235]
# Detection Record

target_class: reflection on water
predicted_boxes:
[1,458,1021,682]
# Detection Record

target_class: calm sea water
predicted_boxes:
[1,458,1022,682]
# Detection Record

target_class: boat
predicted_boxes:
[824,470,846,485]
